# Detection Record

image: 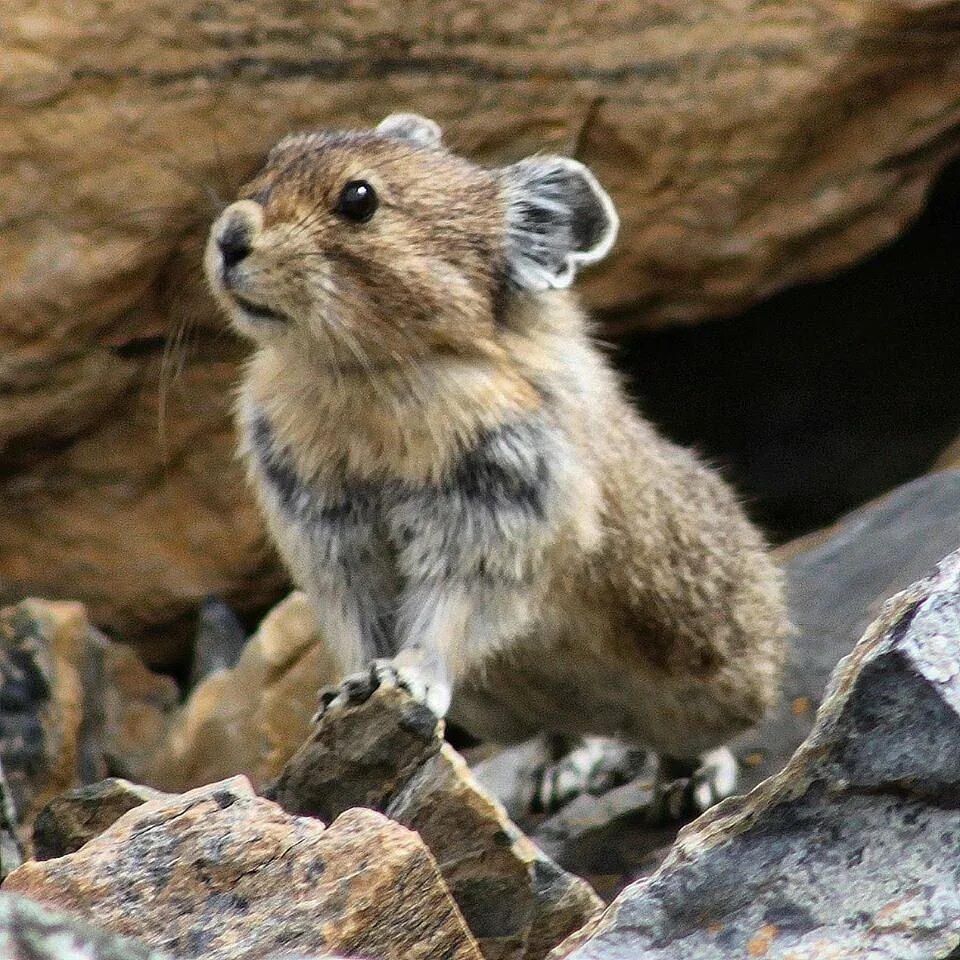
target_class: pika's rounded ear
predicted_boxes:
[499,156,618,291]
[376,113,443,149]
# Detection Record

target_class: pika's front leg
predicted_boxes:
[313,586,471,721]
[391,583,482,718]
[318,418,565,722]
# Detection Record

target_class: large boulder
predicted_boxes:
[5,0,960,659]
[551,549,960,959]
[3,776,484,960]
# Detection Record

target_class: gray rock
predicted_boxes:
[189,595,249,687]
[737,469,960,790]
[31,778,167,860]
[531,778,673,902]
[552,548,960,959]
[471,738,551,823]
[0,893,168,959]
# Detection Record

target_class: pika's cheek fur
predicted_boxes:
[206,204,336,343]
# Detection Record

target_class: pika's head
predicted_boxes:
[205,113,617,363]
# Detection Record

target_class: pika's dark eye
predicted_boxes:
[335,180,378,223]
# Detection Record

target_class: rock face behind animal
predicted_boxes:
[4,0,959,663]
[205,113,790,771]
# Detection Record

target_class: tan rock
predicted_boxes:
[0,599,178,850]
[389,746,604,960]
[4,776,483,960]
[268,682,602,960]
[145,592,341,792]
[3,0,960,661]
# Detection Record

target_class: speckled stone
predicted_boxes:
[4,776,483,960]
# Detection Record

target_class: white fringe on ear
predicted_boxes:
[376,113,443,149]
[501,157,619,291]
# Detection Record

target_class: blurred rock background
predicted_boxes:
[2,0,960,672]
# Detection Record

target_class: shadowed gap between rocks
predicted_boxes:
[611,154,960,541]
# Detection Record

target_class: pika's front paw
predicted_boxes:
[313,659,451,723]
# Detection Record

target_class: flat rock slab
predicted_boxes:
[552,549,960,959]
[4,776,483,960]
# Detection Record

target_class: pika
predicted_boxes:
[206,113,789,812]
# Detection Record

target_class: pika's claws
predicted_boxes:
[691,745,739,811]
[533,737,653,814]
[649,746,739,823]
[313,659,451,723]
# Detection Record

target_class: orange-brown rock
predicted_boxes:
[0,599,177,851]
[4,0,960,662]
[4,776,484,960]
[145,591,339,792]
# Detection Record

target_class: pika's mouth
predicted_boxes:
[229,291,289,324]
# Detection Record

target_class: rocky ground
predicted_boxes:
[2,469,960,958]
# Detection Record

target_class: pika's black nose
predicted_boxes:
[217,217,252,270]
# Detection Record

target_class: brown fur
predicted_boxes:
[205,117,790,760]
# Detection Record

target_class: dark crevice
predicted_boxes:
[611,154,960,542]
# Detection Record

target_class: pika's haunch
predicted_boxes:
[206,113,789,804]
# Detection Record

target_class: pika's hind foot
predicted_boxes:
[651,746,739,823]
[532,736,652,814]
[314,659,451,723]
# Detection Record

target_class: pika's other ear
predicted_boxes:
[376,113,443,149]
[499,156,618,291]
